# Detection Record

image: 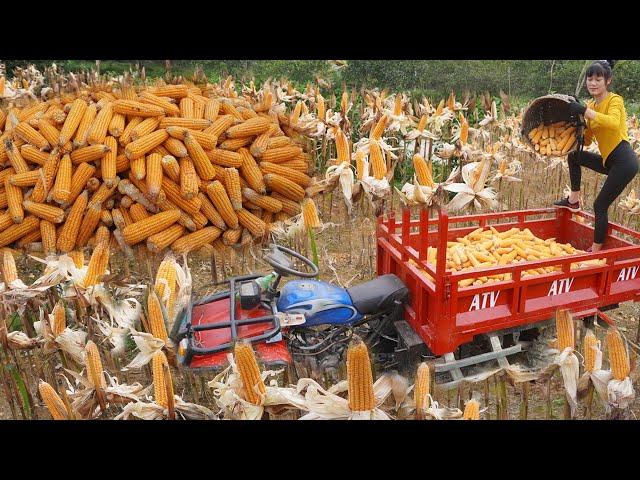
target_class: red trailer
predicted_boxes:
[377,206,640,384]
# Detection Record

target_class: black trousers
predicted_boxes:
[568,140,638,243]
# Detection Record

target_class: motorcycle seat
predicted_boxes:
[347,274,408,315]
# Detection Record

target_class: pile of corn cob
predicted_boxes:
[411,226,604,287]
[0,82,313,256]
[527,121,577,157]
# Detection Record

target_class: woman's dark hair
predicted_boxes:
[586,60,616,80]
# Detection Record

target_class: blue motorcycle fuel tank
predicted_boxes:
[277,280,363,326]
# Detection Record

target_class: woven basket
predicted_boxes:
[521,93,580,155]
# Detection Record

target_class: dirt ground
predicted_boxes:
[2,193,640,420]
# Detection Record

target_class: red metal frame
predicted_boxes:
[377,206,640,356]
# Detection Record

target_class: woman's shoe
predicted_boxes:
[553,197,580,212]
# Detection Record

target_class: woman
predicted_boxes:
[554,60,638,252]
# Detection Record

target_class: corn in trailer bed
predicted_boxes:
[377,206,640,387]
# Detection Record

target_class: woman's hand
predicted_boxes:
[568,98,587,116]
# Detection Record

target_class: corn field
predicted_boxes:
[2,61,640,420]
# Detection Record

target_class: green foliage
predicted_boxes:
[5,60,640,102]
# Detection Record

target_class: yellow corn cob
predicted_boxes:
[155,257,177,319]
[72,104,98,148]
[259,162,311,188]
[164,137,188,158]
[242,188,283,213]
[150,84,190,98]
[9,170,40,188]
[50,299,67,336]
[36,118,63,149]
[371,114,388,140]
[167,127,217,150]
[20,144,49,165]
[347,339,375,412]
[40,220,57,256]
[160,177,201,215]
[125,129,169,161]
[261,146,302,164]
[315,93,325,119]
[147,290,168,342]
[99,136,118,188]
[279,159,309,173]
[219,136,253,151]
[122,209,181,245]
[355,150,367,180]
[112,99,165,117]
[108,113,125,137]
[130,117,160,142]
[250,127,274,158]
[223,226,244,246]
[179,157,199,200]
[87,102,113,145]
[88,180,119,209]
[147,224,186,253]
[68,250,84,269]
[267,137,292,149]
[2,248,18,285]
[556,309,575,351]
[414,362,430,419]
[237,208,266,237]
[161,155,181,182]
[15,122,49,150]
[22,200,64,224]
[204,181,238,229]
[183,131,216,180]
[238,148,267,194]
[463,399,480,420]
[128,203,150,223]
[16,221,42,247]
[222,167,242,211]
[75,202,103,248]
[4,139,30,174]
[70,144,110,165]
[583,329,598,373]
[203,99,220,122]
[0,216,39,247]
[51,154,72,204]
[58,98,88,146]
[56,191,88,253]
[127,153,145,182]
[85,340,106,389]
[264,173,305,202]
[5,172,23,224]
[171,226,222,254]
[234,342,266,405]
[65,163,95,207]
[38,381,68,420]
[159,117,211,130]
[413,154,434,187]
[197,193,227,230]
[203,114,234,140]
[152,350,174,409]
[270,192,302,216]
[139,91,181,116]
[369,140,386,180]
[207,149,244,168]
[302,198,321,228]
[226,116,271,138]
[417,114,428,131]
[335,127,350,163]
[606,328,630,381]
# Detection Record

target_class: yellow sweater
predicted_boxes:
[583,92,629,164]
